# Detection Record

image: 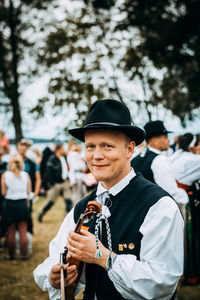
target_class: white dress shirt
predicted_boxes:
[67,151,86,185]
[59,156,68,181]
[33,169,184,300]
[149,147,189,204]
[169,149,200,185]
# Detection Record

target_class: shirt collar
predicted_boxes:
[96,168,136,197]
[148,146,162,155]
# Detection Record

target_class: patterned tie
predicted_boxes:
[96,191,109,205]
[95,191,112,259]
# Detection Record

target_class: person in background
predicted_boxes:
[191,134,200,154]
[169,133,200,285]
[26,147,42,166]
[17,139,41,199]
[131,120,189,207]
[1,154,31,260]
[34,99,183,300]
[37,143,72,222]
[0,146,7,252]
[170,135,179,153]
[17,139,41,254]
[40,147,54,195]
[0,130,10,154]
[67,142,87,205]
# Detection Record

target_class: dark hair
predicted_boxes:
[54,143,63,152]
[195,134,200,147]
[178,133,196,151]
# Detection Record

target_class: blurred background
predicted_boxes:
[1,0,200,299]
[1,0,200,142]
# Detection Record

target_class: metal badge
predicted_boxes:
[128,243,135,250]
[118,244,123,251]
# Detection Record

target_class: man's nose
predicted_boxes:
[93,147,104,159]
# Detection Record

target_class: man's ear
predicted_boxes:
[127,141,135,159]
[148,136,156,147]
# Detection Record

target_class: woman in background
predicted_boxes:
[1,154,31,260]
[169,133,200,285]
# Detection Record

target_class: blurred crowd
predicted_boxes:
[0,123,200,289]
[0,131,97,261]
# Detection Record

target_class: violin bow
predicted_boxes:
[60,201,102,300]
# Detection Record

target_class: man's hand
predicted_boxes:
[67,230,110,268]
[49,263,78,289]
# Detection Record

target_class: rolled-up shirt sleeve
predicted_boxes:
[33,208,76,300]
[108,196,184,300]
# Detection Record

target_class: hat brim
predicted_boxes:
[68,125,145,146]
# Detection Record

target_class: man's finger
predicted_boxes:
[52,263,61,273]
[69,231,83,242]
[79,229,91,236]
[66,272,79,287]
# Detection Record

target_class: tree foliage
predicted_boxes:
[34,0,200,129]
[2,0,199,140]
[114,0,200,124]
[32,1,166,130]
[0,0,56,141]
[31,4,132,130]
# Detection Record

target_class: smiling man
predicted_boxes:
[33,99,184,300]
[85,129,133,189]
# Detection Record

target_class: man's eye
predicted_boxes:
[86,145,94,149]
[105,144,112,148]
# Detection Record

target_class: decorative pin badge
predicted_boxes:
[128,243,135,250]
[123,244,127,248]
[118,244,123,251]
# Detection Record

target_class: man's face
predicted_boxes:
[60,144,65,156]
[85,129,135,190]
[153,134,170,151]
[17,143,28,157]
[0,146,5,156]
[191,142,200,154]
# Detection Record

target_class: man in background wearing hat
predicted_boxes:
[34,100,183,300]
[131,120,189,207]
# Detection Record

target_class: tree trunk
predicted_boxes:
[9,0,23,143]
[11,97,23,143]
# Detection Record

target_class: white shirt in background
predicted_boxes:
[59,156,68,181]
[5,170,28,200]
[67,151,86,185]
[169,149,200,185]
[148,147,189,204]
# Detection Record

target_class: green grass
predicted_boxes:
[0,196,66,300]
[0,196,200,300]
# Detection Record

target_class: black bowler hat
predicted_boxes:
[144,120,172,140]
[68,99,145,145]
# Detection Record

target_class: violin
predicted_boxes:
[60,200,102,300]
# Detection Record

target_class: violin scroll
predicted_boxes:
[86,200,101,213]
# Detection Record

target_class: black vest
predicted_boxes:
[74,173,171,300]
[131,148,158,183]
[25,158,36,191]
